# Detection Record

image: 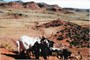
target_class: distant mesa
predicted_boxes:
[7,2,23,8]
[37,3,62,12]
[63,8,89,12]
[0,1,62,12]
[0,1,88,12]
[0,1,23,8]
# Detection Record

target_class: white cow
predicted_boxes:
[15,33,53,54]
[50,47,61,51]
[16,35,41,54]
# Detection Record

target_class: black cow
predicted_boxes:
[40,41,49,59]
[48,40,55,47]
[40,36,54,48]
[32,42,40,59]
[62,48,72,60]
[50,48,72,60]
[40,38,55,56]
[50,48,63,59]
[32,38,54,59]
[32,41,49,59]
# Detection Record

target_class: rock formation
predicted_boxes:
[23,1,40,9]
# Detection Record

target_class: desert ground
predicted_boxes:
[0,8,89,60]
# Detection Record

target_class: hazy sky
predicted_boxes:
[3,0,90,9]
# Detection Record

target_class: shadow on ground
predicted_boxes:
[2,51,31,59]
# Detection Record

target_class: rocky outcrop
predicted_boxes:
[37,3,49,8]
[0,1,63,11]
[46,5,62,11]
[7,2,23,8]
[23,1,40,9]
[38,19,89,47]
[0,3,8,7]
[37,3,62,12]
[0,1,23,8]
[0,1,88,13]
[0,1,40,9]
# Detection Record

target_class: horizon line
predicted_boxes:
[1,0,90,9]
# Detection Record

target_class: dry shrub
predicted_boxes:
[0,42,12,50]
[6,12,28,19]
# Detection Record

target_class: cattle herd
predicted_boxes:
[15,35,72,60]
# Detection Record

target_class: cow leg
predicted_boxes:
[42,52,47,59]
[43,55,47,59]
[19,50,27,59]
[59,54,63,60]
[26,49,31,59]
[33,48,39,59]
[35,53,39,59]
[64,55,68,60]
[57,56,59,59]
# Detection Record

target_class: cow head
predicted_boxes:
[40,32,54,47]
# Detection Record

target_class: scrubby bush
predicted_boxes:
[57,35,63,40]
[66,40,70,43]
[38,19,89,47]
[7,12,28,18]
[0,43,11,49]
[70,41,77,46]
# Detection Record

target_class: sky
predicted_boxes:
[3,0,90,9]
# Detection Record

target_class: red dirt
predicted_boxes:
[0,48,15,60]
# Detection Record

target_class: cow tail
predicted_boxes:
[12,39,20,54]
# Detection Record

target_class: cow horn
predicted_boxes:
[39,28,53,39]
[47,32,54,39]
[11,39,18,47]
[39,28,46,37]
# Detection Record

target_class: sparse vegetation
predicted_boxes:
[7,12,28,17]
[70,41,77,46]
[66,40,70,43]
[0,42,12,50]
[38,19,89,47]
